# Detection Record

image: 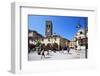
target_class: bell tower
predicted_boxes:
[45,20,53,37]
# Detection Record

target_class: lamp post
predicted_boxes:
[84,18,87,59]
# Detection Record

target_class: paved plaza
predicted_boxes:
[28,49,86,61]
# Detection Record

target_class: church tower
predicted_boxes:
[45,20,53,37]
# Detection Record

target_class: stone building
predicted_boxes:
[69,38,76,49]
[28,30,44,45]
[74,28,88,50]
[40,35,70,50]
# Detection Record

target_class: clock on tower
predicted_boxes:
[45,20,53,37]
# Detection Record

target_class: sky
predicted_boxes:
[28,15,88,40]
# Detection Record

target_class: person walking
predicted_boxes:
[41,44,45,59]
[67,46,70,53]
[41,50,45,59]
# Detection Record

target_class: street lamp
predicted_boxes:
[84,18,87,59]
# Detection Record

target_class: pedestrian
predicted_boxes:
[41,50,45,59]
[67,46,70,53]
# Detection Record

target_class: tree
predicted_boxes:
[41,44,45,51]
[45,43,52,51]
[35,41,41,55]
[35,41,41,47]
[53,43,58,51]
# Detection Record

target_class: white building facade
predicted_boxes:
[75,28,88,50]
